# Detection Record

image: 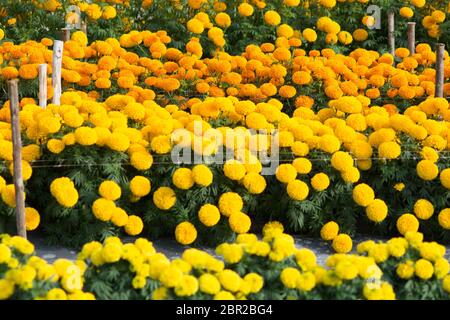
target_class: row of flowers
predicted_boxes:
[1,224,450,300]
[1,0,449,54]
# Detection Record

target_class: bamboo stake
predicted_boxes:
[62,27,71,42]
[388,10,395,58]
[407,22,416,55]
[7,80,27,239]
[81,21,87,34]
[38,64,47,109]
[435,43,445,98]
[52,40,63,106]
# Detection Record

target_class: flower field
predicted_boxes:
[0,0,450,300]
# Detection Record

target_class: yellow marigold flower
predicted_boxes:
[47,139,65,154]
[124,102,145,121]
[0,176,5,194]
[8,160,32,181]
[320,221,339,241]
[341,167,360,184]
[159,265,183,288]
[295,248,317,271]
[1,66,19,80]
[125,215,144,236]
[216,243,244,264]
[352,183,375,207]
[413,199,434,220]
[102,6,117,19]
[378,141,401,159]
[287,179,309,201]
[130,152,153,171]
[243,172,266,195]
[353,28,368,42]
[98,180,121,201]
[215,12,231,28]
[19,64,38,80]
[151,135,171,154]
[244,273,264,294]
[25,207,40,231]
[130,176,151,197]
[394,183,405,192]
[0,279,15,300]
[223,159,246,181]
[198,274,221,295]
[101,243,122,263]
[46,288,67,300]
[311,173,330,191]
[420,146,439,163]
[431,10,446,23]
[50,177,78,208]
[229,212,251,234]
[172,168,194,190]
[276,164,297,184]
[329,96,362,114]
[153,186,176,210]
[175,221,197,245]
[264,10,281,26]
[335,260,359,281]
[442,275,450,294]
[338,31,353,45]
[105,132,130,152]
[111,207,128,227]
[187,18,204,34]
[439,169,450,189]
[415,259,434,280]
[434,258,450,279]
[292,158,312,175]
[397,213,419,235]
[291,141,309,157]
[366,199,388,223]
[192,164,213,187]
[332,234,353,254]
[238,3,254,16]
[331,151,354,172]
[400,7,414,19]
[262,221,284,239]
[416,160,438,181]
[91,198,115,221]
[396,260,415,279]
[296,272,316,291]
[62,133,76,146]
[74,127,97,146]
[2,184,16,208]
[218,192,243,217]
[302,28,317,42]
[438,209,450,230]
[280,267,300,289]
[198,204,221,227]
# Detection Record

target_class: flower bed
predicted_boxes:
[1,225,450,300]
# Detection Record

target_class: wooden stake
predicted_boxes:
[407,22,416,55]
[52,40,63,106]
[81,21,87,34]
[38,64,47,109]
[62,27,71,42]
[435,43,445,98]
[388,10,395,58]
[7,80,27,239]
